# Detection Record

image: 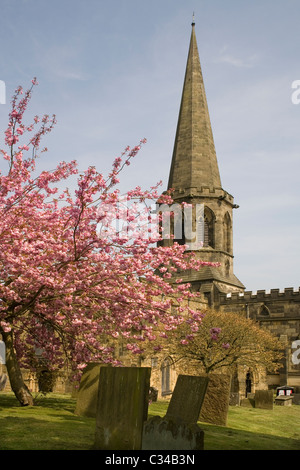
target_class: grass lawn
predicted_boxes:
[0,392,299,450]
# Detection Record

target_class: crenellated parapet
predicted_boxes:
[219,287,300,305]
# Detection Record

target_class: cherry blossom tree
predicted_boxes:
[0,81,213,406]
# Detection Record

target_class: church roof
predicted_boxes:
[168,22,222,195]
[178,265,245,291]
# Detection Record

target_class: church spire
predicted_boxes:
[168,22,221,196]
[165,21,245,297]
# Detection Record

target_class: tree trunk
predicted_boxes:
[1,328,34,406]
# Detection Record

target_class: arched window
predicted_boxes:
[203,207,215,248]
[260,305,270,316]
[223,212,231,253]
[158,204,185,246]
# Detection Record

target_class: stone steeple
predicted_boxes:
[168,21,221,196]
[166,21,245,302]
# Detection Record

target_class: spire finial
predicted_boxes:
[192,12,195,26]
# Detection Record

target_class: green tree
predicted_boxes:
[163,308,283,375]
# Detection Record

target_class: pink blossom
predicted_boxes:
[0,80,217,378]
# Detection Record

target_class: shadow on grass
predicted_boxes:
[147,406,300,451]
[1,394,300,451]
[198,421,300,450]
[33,394,77,413]
[0,392,77,413]
[0,392,95,450]
[0,414,95,450]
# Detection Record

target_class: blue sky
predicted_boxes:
[0,0,300,292]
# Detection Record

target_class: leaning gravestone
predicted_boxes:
[165,375,209,423]
[199,374,231,426]
[94,367,151,450]
[142,375,209,450]
[74,363,104,417]
[255,390,274,410]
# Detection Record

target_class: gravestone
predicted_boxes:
[0,341,5,364]
[142,375,208,450]
[255,390,274,410]
[74,363,103,417]
[275,395,293,406]
[292,393,300,405]
[94,367,151,450]
[229,392,240,406]
[142,416,204,450]
[240,398,255,408]
[240,392,255,408]
[199,374,231,426]
[165,375,209,423]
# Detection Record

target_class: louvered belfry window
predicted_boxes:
[224,212,231,253]
[203,207,215,248]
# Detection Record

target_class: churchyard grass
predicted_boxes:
[0,393,95,450]
[0,393,299,450]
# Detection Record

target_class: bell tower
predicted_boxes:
[166,20,244,302]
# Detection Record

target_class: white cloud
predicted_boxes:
[214,45,259,68]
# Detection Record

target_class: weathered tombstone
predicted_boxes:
[275,395,293,406]
[165,375,209,423]
[229,392,240,406]
[142,375,208,450]
[240,392,255,408]
[94,367,151,450]
[255,390,274,410]
[74,363,103,417]
[0,341,5,365]
[240,397,255,408]
[199,374,231,426]
[143,416,204,450]
[292,393,300,405]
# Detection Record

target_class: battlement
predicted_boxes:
[219,287,300,304]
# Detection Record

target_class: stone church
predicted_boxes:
[1,21,299,401]
[144,20,300,400]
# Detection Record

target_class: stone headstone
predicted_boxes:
[142,375,208,450]
[0,341,5,365]
[255,390,274,410]
[229,392,240,406]
[142,416,204,450]
[165,375,209,424]
[74,363,103,417]
[275,395,293,406]
[292,393,300,405]
[240,398,255,408]
[199,374,231,426]
[94,367,151,450]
